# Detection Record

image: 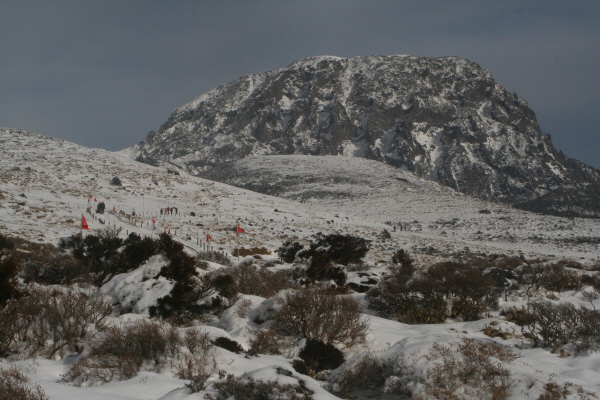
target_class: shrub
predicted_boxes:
[296,340,345,377]
[295,234,369,285]
[0,365,49,400]
[369,258,499,323]
[151,234,238,321]
[21,252,88,285]
[422,261,500,321]
[184,327,213,355]
[211,274,239,303]
[175,352,221,393]
[211,373,314,400]
[508,300,600,351]
[0,233,16,252]
[247,327,282,356]
[213,336,244,354]
[277,241,304,263]
[60,229,126,285]
[0,286,112,359]
[232,247,271,257]
[395,280,448,324]
[65,320,184,385]
[196,250,232,266]
[272,288,368,346]
[516,263,582,296]
[121,233,158,269]
[417,338,520,400]
[366,252,416,318]
[0,256,21,306]
[391,249,414,270]
[328,353,393,398]
[227,261,297,298]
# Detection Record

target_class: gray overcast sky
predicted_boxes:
[1,1,599,168]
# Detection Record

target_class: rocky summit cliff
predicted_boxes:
[128,55,600,218]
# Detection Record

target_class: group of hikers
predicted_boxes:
[95,201,106,214]
[160,207,178,215]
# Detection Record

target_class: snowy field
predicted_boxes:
[1,128,600,399]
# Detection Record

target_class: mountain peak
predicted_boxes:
[128,55,600,218]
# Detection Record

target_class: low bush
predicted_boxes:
[295,234,369,286]
[183,327,213,355]
[197,250,233,266]
[0,286,112,359]
[0,365,49,400]
[232,247,271,257]
[247,327,282,356]
[424,262,500,320]
[417,338,520,400]
[328,353,394,398]
[65,320,179,384]
[175,352,221,393]
[151,234,239,322]
[210,373,314,400]
[296,340,345,377]
[0,255,21,306]
[121,232,158,270]
[516,263,583,295]
[506,300,600,351]
[59,227,134,285]
[277,241,304,263]
[21,252,89,285]
[65,320,220,387]
[366,250,416,318]
[368,257,499,323]
[213,336,244,354]
[271,288,368,346]
[227,260,297,298]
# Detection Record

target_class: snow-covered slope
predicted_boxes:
[202,155,600,262]
[127,55,600,218]
[2,128,599,266]
[3,128,600,400]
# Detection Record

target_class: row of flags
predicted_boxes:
[81,214,245,243]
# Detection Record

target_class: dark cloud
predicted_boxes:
[1,0,598,168]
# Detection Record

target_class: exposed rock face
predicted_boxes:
[128,55,600,218]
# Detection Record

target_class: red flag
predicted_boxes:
[152,218,156,223]
[88,195,93,199]
[236,225,244,234]
[206,234,213,242]
[94,197,98,202]
[168,228,171,234]
[113,206,116,211]
[81,215,89,230]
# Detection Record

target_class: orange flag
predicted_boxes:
[81,215,89,230]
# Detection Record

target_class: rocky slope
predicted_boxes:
[126,55,600,218]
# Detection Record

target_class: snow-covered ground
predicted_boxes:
[2,128,600,399]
